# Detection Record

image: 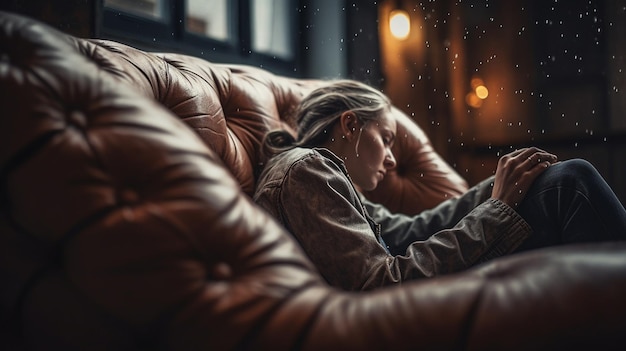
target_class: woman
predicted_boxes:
[253,80,626,291]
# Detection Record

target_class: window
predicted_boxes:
[185,0,231,41]
[101,0,299,76]
[104,0,166,20]
[251,0,294,60]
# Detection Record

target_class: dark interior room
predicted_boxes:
[2,1,626,350]
[2,0,625,203]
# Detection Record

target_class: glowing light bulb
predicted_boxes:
[390,10,410,40]
[475,85,489,99]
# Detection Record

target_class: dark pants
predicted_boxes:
[515,159,626,251]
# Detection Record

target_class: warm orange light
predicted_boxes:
[471,77,484,89]
[467,77,488,108]
[475,85,489,99]
[466,92,483,108]
[390,10,410,40]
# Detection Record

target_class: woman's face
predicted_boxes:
[346,110,397,191]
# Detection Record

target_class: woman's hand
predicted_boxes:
[491,147,558,208]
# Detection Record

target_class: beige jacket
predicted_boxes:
[253,147,531,291]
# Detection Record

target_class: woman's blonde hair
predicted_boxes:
[262,79,391,157]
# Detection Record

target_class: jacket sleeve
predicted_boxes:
[363,176,498,255]
[363,198,531,289]
[271,154,531,291]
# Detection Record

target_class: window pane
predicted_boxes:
[104,0,165,20]
[252,0,294,60]
[185,0,230,41]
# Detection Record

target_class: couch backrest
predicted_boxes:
[74,38,468,214]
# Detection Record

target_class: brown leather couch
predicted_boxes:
[1,11,626,351]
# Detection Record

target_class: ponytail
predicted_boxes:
[261,130,297,158]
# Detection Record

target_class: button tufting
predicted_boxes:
[211,262,233,279]
[67,110,87,129]
[117,188,139,204]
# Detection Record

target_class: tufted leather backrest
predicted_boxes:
[2,11,626,351]
[72,37,468,214]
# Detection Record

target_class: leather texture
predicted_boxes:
[76,38,468,215]
[2,11,626,351]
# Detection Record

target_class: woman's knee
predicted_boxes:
[531,158,599,191]
[558,158,596,176]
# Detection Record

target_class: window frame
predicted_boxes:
[100,0,302,77]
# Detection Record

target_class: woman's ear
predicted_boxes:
[339,111,359,140]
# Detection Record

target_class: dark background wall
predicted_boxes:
[2,0,625,205]
[378,0,626,205]
[0,0,99,37]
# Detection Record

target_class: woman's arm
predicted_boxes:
[363,198,530,289]
[363,176,495,255]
